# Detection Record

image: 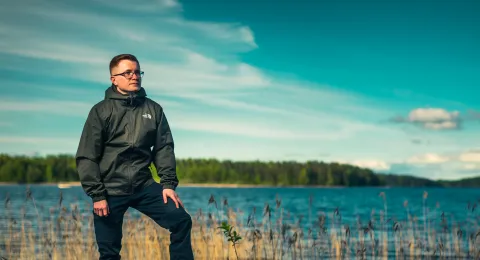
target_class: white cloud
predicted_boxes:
[458,150,480,163]
[382,148,480,180]
[393,108,461,130]
[403,150,480,166]
[423,121,458,130]
[410,108,457,122]
[347,160,391,171]
[407,153,450,164]
[409,108,459,126]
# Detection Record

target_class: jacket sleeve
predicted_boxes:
[75,106,107,202]
[152,110,179,190]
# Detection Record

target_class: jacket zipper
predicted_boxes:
[128,104,135,194]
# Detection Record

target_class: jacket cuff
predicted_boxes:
[91,193,107,202]
[162,183,177,190]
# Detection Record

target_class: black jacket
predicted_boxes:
[75,85,178,202]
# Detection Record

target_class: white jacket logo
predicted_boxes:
[142,113,152,119]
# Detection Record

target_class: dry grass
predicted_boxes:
[1,189,480,259]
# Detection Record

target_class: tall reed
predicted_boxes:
[1,189,479,259]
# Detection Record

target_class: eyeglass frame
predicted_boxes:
[111,70,144,79]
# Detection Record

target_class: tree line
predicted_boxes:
[0,154,478,187]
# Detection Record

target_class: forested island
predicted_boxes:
[0,154,479,187]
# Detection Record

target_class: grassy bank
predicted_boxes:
[1,191,479,259]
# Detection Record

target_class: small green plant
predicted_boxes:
[218,221,242,259]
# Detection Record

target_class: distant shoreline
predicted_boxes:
[1,182,470,189]
[0,181,347,188]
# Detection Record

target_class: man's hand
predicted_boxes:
[94,199,109,217]
[163,188,184,208]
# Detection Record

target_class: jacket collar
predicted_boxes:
[105,85,147,106]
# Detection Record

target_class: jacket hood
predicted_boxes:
[105,84,147,106]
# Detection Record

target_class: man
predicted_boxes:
[75,54,194,260]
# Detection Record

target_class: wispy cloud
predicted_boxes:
[0,122,13,127]
[340,159,391,171]
[458,150,480,163]
[92,0,182,12]
[171,113,356,140]
[0,100,92,117]
[0,136,77,144]
[165,17,258,48]
[0,136,80,157]
[461,163,480,172]
[383,149,480,180]
[0,0,389,142]
[406,153,451,164]
[2,0,477,182]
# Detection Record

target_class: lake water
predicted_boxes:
[1,184,479,259]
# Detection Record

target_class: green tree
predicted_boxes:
[0,153,478,187]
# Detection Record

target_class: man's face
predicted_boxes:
[110,59,142,94]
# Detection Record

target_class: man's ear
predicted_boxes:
[110,76,117,86]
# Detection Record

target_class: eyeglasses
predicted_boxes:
[112,70,144,79]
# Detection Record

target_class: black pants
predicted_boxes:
[93,182,194,260]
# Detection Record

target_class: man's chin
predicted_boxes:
[128,84,140,91]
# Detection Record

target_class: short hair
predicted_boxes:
[109,54,140,74]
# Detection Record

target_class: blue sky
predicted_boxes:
[0,0,479,180]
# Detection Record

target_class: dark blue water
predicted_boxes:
[1,184,479,258]
[2,185,478,224]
